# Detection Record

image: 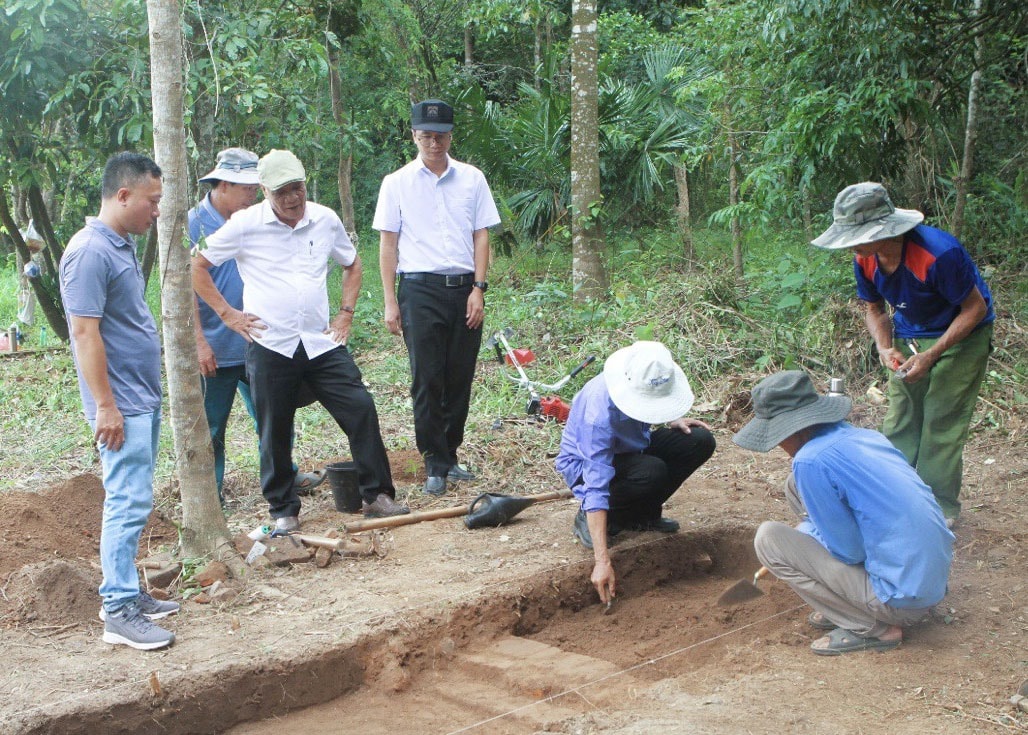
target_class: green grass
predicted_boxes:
[1,227,1024,497]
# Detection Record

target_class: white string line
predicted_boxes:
[4,533,712,721]
[444,604,806,735]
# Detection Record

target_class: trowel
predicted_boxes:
[717,566,770,607]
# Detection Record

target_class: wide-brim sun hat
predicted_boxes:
[257,149,306,191]
[732,371,852,453]
[811,182,924,250]
[198,147,260,185]
[603,341,695,425]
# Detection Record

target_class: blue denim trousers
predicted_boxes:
[201,365,257,495]
[90,410,160,612]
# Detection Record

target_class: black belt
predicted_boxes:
[401,272,475,287]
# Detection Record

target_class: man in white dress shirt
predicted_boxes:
[192,149,408,529]
[374,100,501,496]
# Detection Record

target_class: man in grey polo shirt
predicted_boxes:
[60,152,179,650]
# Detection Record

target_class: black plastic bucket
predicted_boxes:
[326,461,361,513]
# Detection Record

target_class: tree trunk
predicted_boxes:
[140,224,159,288]
[533,18,542,89]
[328,46,355,234]
[728,130,743,278]
[952,0,983,241]
[569,0,608,302]
[147,0,239,568]
[673,162,695,266]
[0,193,69,340]
[464,23,474,66]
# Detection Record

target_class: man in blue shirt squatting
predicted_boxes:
[555,341,716,604]
[733,370,954,656]
[812,183,994,527]
[60,152,180,650]
[189,148,324,503]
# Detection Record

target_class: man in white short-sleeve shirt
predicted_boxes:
[192,149,408,529]
[374,99,501,497]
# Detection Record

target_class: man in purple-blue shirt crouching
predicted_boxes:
[555,341,715,604]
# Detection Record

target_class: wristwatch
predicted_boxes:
[473,281,488,292]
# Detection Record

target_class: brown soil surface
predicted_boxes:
[1,417,1025,733]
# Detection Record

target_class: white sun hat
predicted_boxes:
[603,341,695,424]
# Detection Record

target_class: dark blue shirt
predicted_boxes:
[854,224,994,339]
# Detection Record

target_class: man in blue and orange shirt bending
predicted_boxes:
[813,182,994,527]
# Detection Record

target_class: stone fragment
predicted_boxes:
[315,546,333,568]
[194,561,230,587]
[142,557,182,589]
[265,538,314,566]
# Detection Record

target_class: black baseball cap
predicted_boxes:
[411,99,454,133]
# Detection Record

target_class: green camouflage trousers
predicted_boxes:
[882,324,992,519]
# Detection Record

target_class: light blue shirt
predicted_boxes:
[793,422,954,608]
[189,194,246,367]
[555,374,650,512]
[60,218,162,420]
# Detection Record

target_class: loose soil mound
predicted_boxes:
[2,559,100,627]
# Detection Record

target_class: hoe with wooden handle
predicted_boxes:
[342,489,571,533]
[717,566,770,607]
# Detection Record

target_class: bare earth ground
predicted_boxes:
[0,379,1025,734]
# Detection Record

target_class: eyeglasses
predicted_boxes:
[414,132,451,146]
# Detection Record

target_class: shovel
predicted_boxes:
[717,566,770,607]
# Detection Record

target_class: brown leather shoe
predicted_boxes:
[362,493,410,519]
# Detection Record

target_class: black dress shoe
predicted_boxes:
[446,465,476,481]
[636,517,680,533]
[572,509,593,549]
[362,493,410,518]
[423,476,447,496]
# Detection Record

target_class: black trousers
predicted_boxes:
[246,342,394,518]
[607,426,716,526]
[398,278,482,476]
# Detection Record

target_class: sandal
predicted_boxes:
[811,627,901,656]
[807,611,836,631]
[293,469,326,495]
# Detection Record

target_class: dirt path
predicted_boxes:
[1,432,1025,734]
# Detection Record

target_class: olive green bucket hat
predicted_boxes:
[811,182,924,250]
[733,371,851,452]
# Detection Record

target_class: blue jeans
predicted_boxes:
[202,365,300,499]
[202,365,257,496]
[90,410,160,612]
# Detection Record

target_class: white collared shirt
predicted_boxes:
[201,200,355,359]
[372,155,500,274]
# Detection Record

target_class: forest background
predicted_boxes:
[1,0,1025,496]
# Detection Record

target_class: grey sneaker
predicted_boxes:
[102,602,175,650]
[99,591,180,622]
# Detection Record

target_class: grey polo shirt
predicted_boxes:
[60,218,162,420]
